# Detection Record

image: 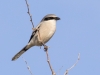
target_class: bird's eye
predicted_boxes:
[49,17,54,19]
[44,18,49,20]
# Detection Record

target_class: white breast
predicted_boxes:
[38,20,56,44]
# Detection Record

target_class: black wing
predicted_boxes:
[28,30,37,43]
[28,24,41,43]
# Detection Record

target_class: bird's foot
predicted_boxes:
[44,45,48,51]
[41,42,48,51]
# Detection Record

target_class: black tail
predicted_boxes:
[12,45,30,61]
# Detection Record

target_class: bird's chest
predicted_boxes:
[39,21,56,43]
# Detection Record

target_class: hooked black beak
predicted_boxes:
[56,17,60,20]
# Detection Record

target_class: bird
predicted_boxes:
[12,14,60,61]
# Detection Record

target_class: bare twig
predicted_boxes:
[64,53,80,75]
[22,57,34,75]
[25,0,34,28]
[45,49,56,75]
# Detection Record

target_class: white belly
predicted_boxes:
[39,20,56,44]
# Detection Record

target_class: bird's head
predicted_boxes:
[41,14,60,22]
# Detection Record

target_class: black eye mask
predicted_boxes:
[44,17,60,21]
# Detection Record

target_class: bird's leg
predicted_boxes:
[38,38,48,51]
[43,44,48,51]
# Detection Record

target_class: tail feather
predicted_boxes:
[12,45,30,61]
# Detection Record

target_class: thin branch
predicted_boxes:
[25,0,34,28]
[22,57,34,75]
[64,53,80,75]
[45,49,56,75]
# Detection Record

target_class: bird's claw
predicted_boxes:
[44,45,48,51]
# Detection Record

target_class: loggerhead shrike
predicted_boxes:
[12,14,60,61]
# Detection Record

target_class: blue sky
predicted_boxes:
[0,0,100,75]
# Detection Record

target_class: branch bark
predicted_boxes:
[25,0,34,28]
[45,49,56,75]
[64,53,80,75]
[22,57,34,75]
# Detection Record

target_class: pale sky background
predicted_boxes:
[0,0,100,75]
